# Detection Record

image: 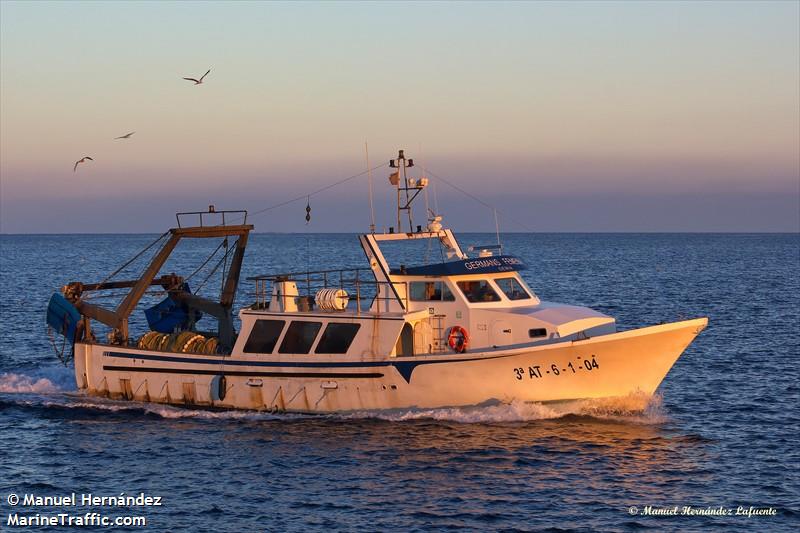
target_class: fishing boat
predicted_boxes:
[47,150,707,413]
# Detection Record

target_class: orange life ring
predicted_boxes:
[447,325,469,353]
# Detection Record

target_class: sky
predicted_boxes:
[1,0,798,233]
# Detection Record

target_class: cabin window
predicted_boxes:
[315,323,361,354]
[278,321,322,354]
[457,280,501,303]
[529,328,547,338]
[496,277,532,300]
[409,281,455,302]
[243,319,285,354]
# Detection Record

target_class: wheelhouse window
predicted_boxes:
[456,280,501,303]
[278,321,322,354]
[409,281,455,302]
[243,320,285,354]
[496,277,532,300]
[315,323,361,354]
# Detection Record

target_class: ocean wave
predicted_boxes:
[2,394,303,422]
[347,392,666,424]
[136,403,290,421]
[561,391,667,423]
[0,367,75,394]
[349,400,563,423]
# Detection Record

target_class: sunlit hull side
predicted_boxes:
[73,318,707,413]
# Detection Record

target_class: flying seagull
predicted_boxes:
[73,156,93,172]
[115,131,135,140]
[183,69,211,85]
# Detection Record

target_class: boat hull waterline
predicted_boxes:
[72,318,707,413]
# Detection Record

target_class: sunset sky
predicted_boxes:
[1,1,798,233]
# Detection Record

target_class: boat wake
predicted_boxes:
[1,368,665,425]
[0,367,75,394]
[1,392,296,421]
[347,392,666,424]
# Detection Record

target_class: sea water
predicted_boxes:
[1,233,798,531]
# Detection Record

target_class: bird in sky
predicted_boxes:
[73,156,93,172]
[115,131,135,140]
[183,69,211,85]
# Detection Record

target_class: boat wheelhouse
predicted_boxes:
[48,150,707,412]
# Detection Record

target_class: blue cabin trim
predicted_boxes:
[390,255,527,276]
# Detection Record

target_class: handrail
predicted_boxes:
[251,267,408,314]
[176,209,248,228]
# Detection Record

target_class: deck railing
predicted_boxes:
[175,209,248,228]
[249,268,408,315]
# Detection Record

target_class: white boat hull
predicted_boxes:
[73,318,707,413]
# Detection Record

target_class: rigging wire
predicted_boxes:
[71,164,388,312]
[419,145,434,263]
[243,162,388,223]
[93,231,170,289]
[220,237,230,297]
[185,239,227,284]
[102,162,524,289]
[424,169,534,232]
[194,238,238,295]
[305,197,311,272]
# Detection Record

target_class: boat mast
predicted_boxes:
[366,141,376,233]
[389,149,425,233]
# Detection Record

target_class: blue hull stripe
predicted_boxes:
[103,365,383,379]
[104,351,392,368]
[102,349,522,383]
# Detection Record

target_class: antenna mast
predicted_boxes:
[388,149,428,233]
[365,142,375,233]
[494,208,501,246]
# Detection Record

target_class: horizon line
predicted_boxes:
[2,231,798,236]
